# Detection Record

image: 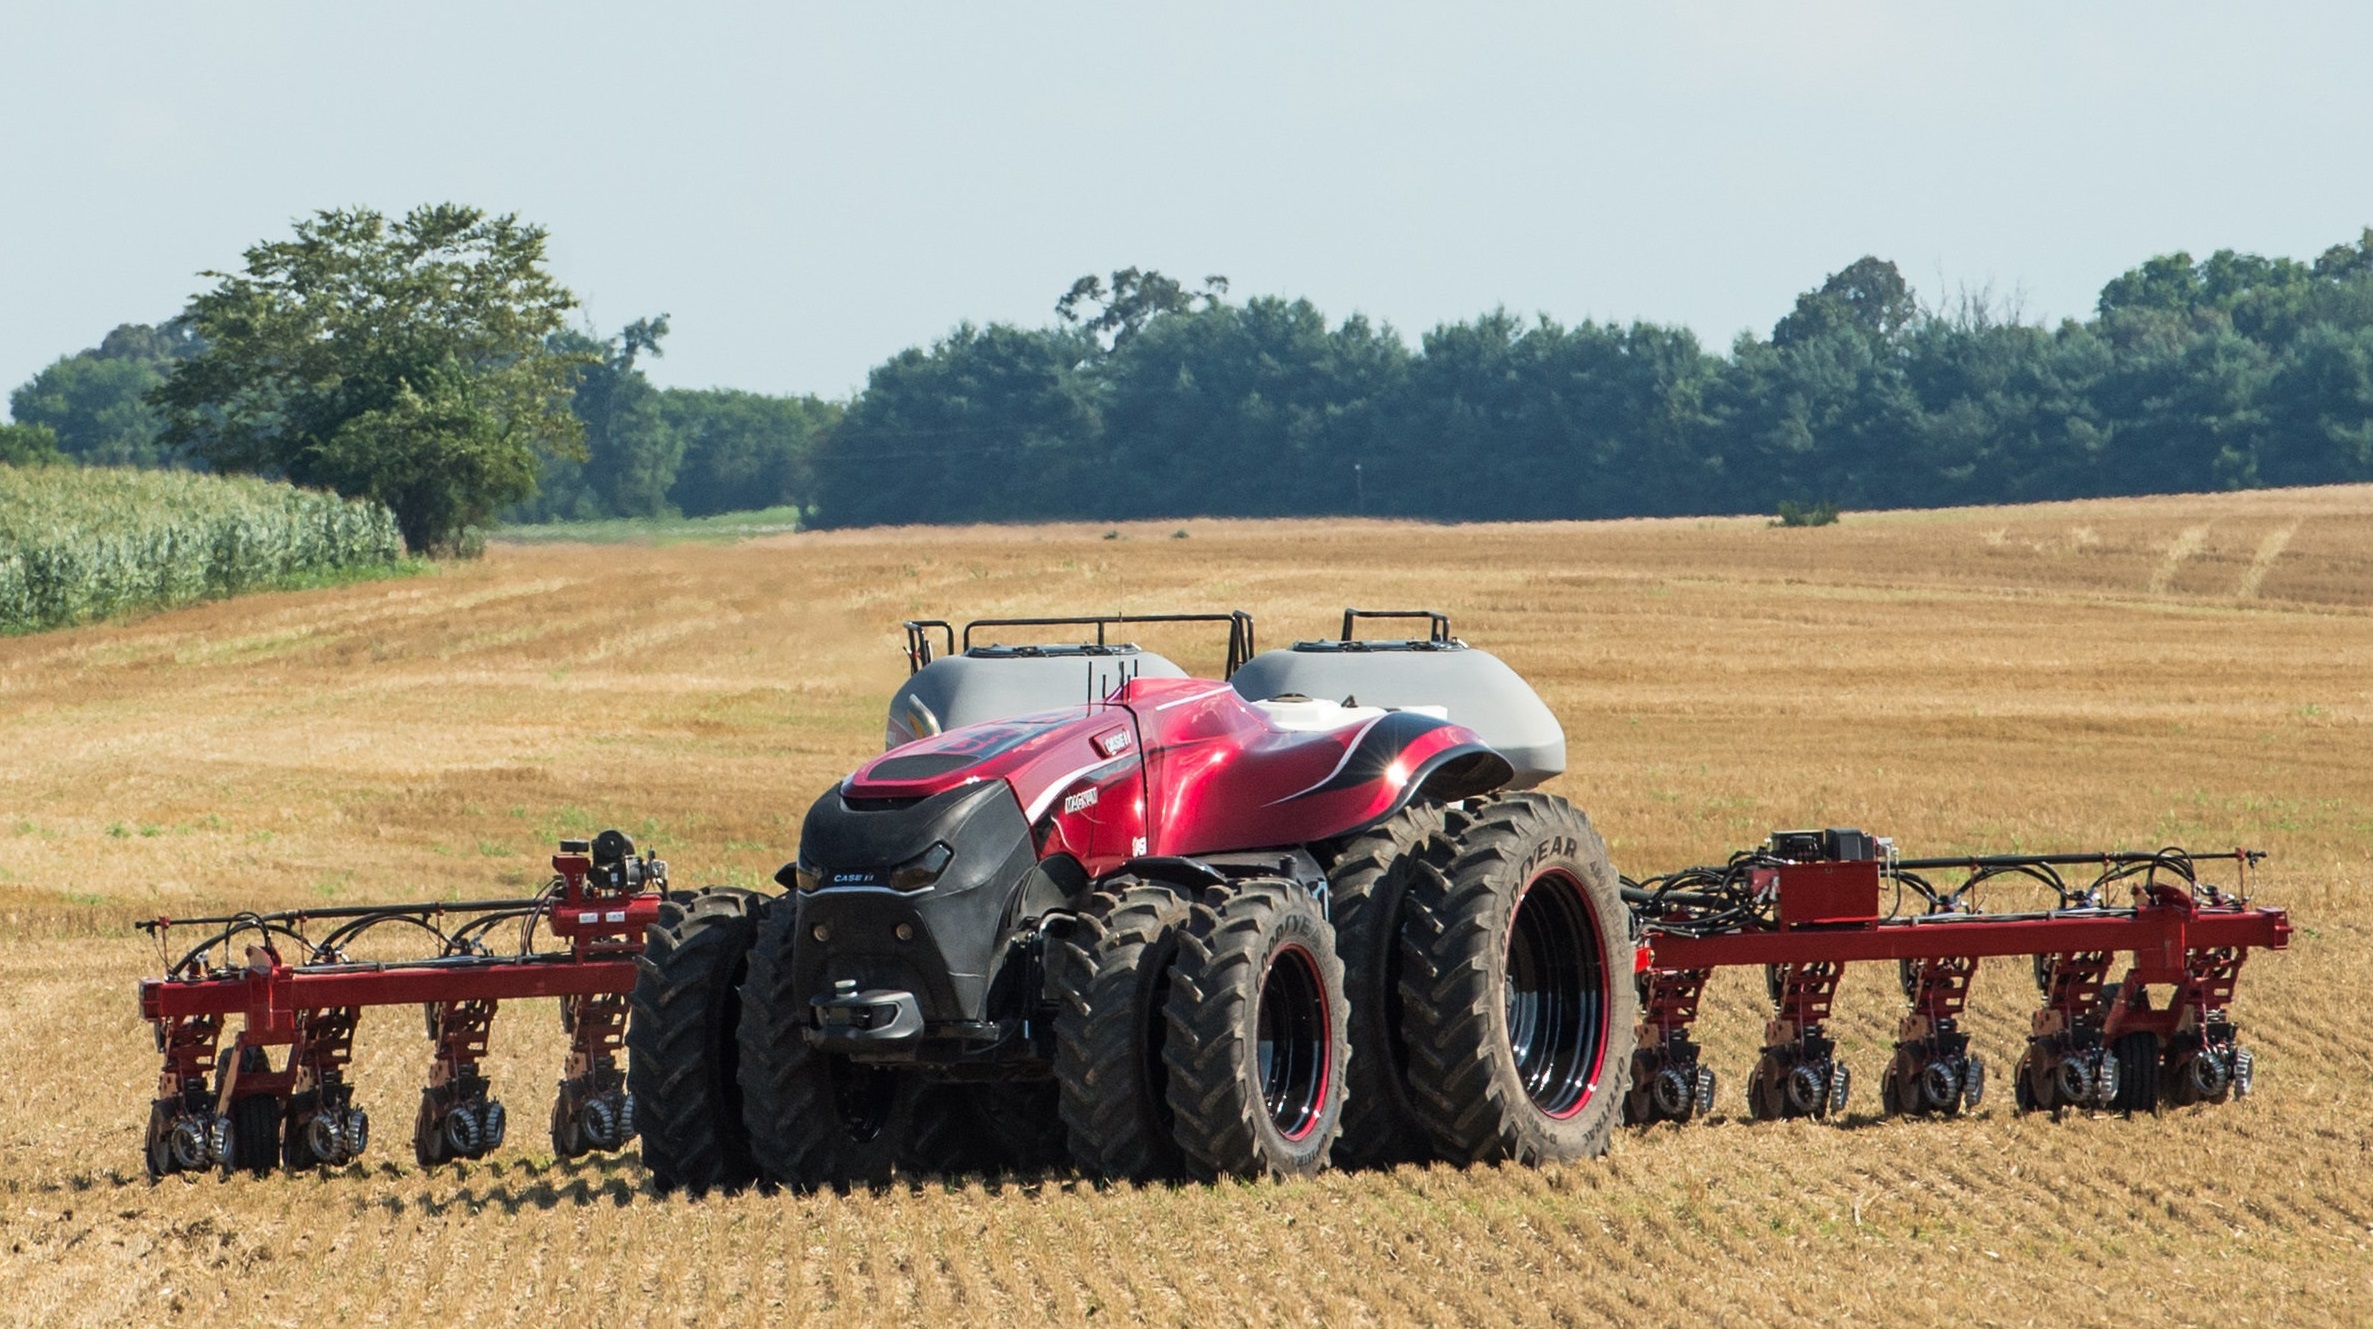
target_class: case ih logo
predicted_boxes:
[1062,787,1100,815]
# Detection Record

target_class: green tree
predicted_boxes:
[813,322,1103,526]
[665,387,839,517]
[803,231,2373,529]
[9,322,199,467]
[1099,296,1409,518]
[1056,268,1230,350]
[152,204,584,553]
[0,421,66,467]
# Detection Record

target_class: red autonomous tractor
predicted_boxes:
[135,608,2288,1187]
[628,610,1612,1190]
[623,610,2289,1193]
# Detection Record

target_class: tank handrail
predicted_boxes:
[903,619,957,673]
[928,611,1257,678]
[1338,608,1454,645]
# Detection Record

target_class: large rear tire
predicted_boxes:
[1163,879,1349,1180]
[1324,803,1445,1169]
[1399,794,1637,1165]
[1051,880,1191,1180]
[627,887,766,1195]
[736,899,956,1191]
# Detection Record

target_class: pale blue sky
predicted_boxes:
[5,3,2369,405]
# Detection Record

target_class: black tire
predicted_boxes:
[967,1078,1071,1174]
[892,1081,997,1183]
[1399,793,1638,1165]
[736,899,954,1191]
[1164,879,1349,1180]
[2111,1030,2160,1114]
[1323,802,1446,1169]
[627,886,767,1195]
[144,1102,174,1181]
[216,1046,277,1177]
[281,1093,321,1172]
[231,1096,280,1177]
[228,1096,277,1177]
[1051,880,1192,1180]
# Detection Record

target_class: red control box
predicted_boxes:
[1772,859,1882,927]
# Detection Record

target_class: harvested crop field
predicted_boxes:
[3,486,2371,1327]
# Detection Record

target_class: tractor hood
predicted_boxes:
[845,705,1138,827]
[840,677,1511,858]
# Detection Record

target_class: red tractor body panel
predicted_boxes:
[843,676,1504,874]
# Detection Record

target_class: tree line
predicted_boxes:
[815,243,2373,526]
[10,207,2373,551]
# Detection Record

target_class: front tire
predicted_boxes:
[1163,879,1349,1180]
[627,887,766,1195]
[1052,880,1192,1180]
[736,899,956,1191]
[1399,794,1637,1165]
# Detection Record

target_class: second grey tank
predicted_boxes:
[1229,633,1565,789]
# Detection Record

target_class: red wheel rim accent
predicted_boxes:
[1504,869,1611,1120]
[1257,943,1331,1142]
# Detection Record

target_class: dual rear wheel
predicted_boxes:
[1396,794,1635,1164]
[1055,794,1634,1179]
[1055,876,1350,1181]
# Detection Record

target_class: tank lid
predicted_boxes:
[965,642,1146,660]
[1288,637,1466,654]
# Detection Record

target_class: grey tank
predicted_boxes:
[884,646,1188,748]
[1229,641,1565,789]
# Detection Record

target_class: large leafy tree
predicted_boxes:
[1056,268,1230,350]
[153,205,584,553]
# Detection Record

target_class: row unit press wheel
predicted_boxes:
[212,1045,278,1178]
[1398,793,1637,1165]
[2112,1030,2161,1114]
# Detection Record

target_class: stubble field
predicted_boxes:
[2,487,2370,1327]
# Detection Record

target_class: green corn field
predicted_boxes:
[0,465,404,634]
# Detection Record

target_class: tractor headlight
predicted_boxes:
[889,842,953,892]
[783,858,822,893]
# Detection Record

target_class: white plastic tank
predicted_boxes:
[885,645,1186,748]
[1229,613,1564,788]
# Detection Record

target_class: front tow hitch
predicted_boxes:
[808,980,924,1047]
